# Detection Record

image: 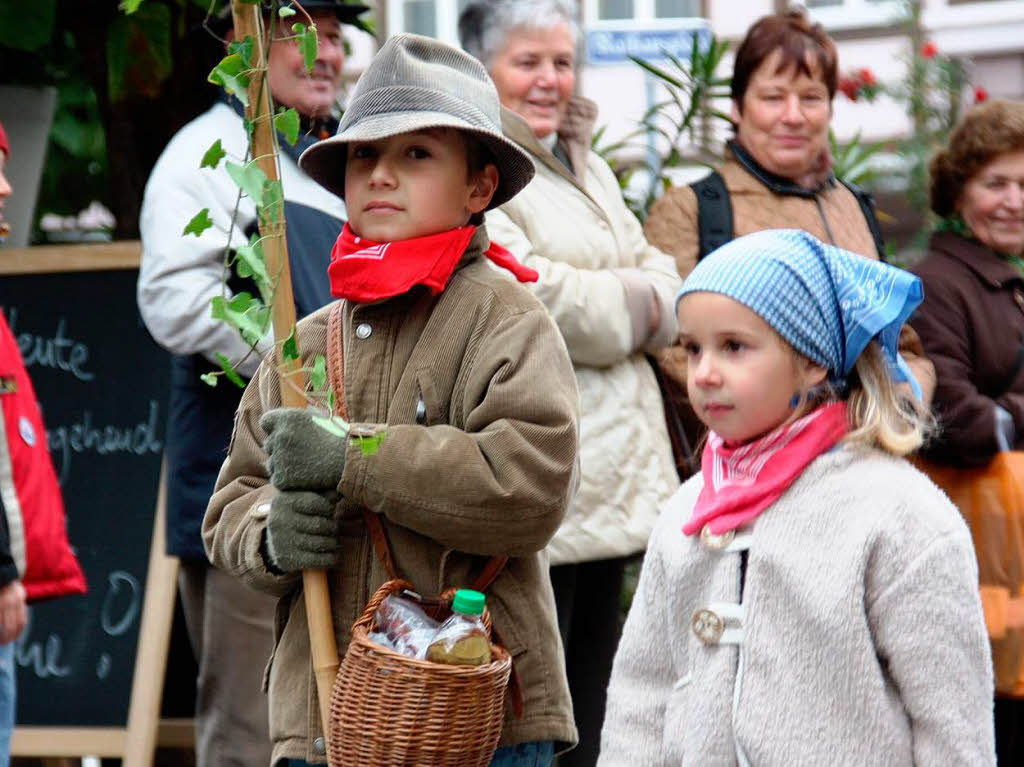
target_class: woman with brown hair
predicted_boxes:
[645,9,935,410]
[910,99,1024,764]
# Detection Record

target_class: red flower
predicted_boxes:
[838,76,859,102]
[920,41,938,59]
[857,67,877,86]
[975,86,989,103]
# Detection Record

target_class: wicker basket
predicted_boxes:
[328,578,512,767]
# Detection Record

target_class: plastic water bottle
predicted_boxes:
[426,589,492,666]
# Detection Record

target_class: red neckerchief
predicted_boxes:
[328,223,538,303]
[683,401,849,537]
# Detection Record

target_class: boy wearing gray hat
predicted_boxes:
[203,34,579,767]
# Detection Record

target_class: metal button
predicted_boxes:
[415,397,427,424]
[355,322,372,340]
[692,608,725,645]
[700,523,735,551]
[313,736,326,755]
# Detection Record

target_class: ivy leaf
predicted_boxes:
[227,35,254,68]
[292,22,319,72]
[119,0,145,12]
[210,293,270,346]
[200,371,218,387]
[274,107,300,146]
[208,53,250,107]
[215,354,248,388]
[281,327,300,363]
[259,179,284,227]
[225,161,268,206]
[312,415,349,439]
[278,5,296,17]
[200,139,226,169]
[183,208,214,237]
[235,234,270,289]
[356,433,385,455]
[310,355,328,393]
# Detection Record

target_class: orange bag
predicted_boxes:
[914,451,1024,696]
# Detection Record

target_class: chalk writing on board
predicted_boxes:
[46,401,164,483]
[4,308,94,382]
[16,569,143,681]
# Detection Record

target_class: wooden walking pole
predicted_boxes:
[229,0,340,750]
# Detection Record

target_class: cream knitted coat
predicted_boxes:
[599,444,995,767]
[486,100,681,566]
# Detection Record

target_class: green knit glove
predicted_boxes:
[263,490,341,573]
[261,408,347,492]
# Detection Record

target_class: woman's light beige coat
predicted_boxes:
[485,100,681,565]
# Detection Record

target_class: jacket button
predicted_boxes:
[700,523,734,551]
[692,608,724,645]
[313,736,326,755]
[355,322,372,339]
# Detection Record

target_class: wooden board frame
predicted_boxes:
[5,243,193,765]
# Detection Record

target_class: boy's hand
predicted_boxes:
[261,408,347,491]
[263,490,341,573]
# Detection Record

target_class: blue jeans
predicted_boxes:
[0,642,14,767]
[285,742,554,767]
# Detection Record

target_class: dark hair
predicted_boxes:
[731,9,838,109]
[463,132,496,179]
[929,99,1024,217]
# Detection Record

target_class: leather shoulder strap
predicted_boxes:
[691,170,733,260]
[840,178,887,261]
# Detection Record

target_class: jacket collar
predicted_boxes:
[727,139,835,199]
[929,231,1024,288]
[500,98,612,226]
[500,96,597,184]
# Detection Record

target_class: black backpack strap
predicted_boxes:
[691,171,733,260]
[840,179,886,262]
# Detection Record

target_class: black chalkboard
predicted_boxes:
[0,265,169,727]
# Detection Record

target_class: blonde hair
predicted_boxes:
[843,342,932,456]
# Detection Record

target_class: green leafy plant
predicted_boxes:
[835,0,980,247]
[594,33,731,220]
[156,0,353,437]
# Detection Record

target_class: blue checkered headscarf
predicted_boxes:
[676,229,924,397]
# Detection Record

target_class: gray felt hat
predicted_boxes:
[298,33,535,209]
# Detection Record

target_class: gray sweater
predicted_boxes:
[599,444,995,766]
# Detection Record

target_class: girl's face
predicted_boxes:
[958,149,1024,257]
[678,292,828,445]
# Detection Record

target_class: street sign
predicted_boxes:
[585,19,711,66]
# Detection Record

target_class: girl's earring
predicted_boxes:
[789,392,802,410]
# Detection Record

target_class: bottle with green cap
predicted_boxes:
[426,588,492,666]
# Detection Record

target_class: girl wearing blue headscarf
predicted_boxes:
[598,229,995,766]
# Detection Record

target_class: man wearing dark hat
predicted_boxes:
[137,4,367,766]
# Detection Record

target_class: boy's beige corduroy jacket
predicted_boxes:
[203,230,580,765]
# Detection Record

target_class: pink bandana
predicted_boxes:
[683,401,849,537]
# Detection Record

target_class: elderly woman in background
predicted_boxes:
[910,99,1024,765]
[644,9,935,410]
[459,2,682,764]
